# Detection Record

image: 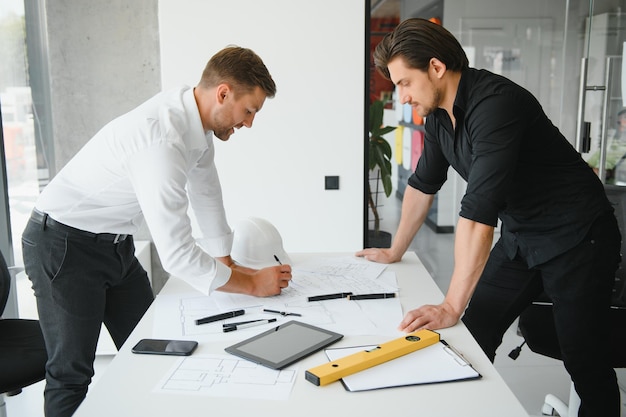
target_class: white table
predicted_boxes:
[74,252,528,417]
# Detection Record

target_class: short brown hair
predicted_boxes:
[199,46,276,98]
[374,18,469,80]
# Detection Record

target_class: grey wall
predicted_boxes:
[45,0,161,167]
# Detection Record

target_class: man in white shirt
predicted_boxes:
[21,46,292,417]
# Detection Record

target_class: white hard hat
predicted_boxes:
[231,217,292,268]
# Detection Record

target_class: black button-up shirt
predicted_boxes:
[408,68,612,267]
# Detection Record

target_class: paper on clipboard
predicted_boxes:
[324,340,481,392]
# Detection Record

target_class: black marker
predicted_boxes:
[195,309,245,325]
[274,255,282,265]
[307,292,353,302]
[347,293,396,300]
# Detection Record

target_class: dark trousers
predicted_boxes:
[462,212,621,417]
[22,216,154,417]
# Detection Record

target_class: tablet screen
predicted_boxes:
[225,321,343,369]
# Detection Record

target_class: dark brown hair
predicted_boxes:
[374,18,469,80]
[199,46,276,98]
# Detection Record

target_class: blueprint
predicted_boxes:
[152,256,404,341]
[154,354,296,400]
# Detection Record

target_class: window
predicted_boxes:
[0,1,51,318]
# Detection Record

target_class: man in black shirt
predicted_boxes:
[357,18,621,416]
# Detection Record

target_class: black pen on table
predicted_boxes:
[307,292,353,302]
[223,318,277,333]
[263,308,302,317]
[195,309,245,325]
[347,293,396,300]
[222,319,268,328]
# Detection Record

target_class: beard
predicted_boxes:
[211,108,236,141]
[419,74,443,117]
[213,127,234,141]
[419,92,440,117]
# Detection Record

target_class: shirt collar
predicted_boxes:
[452,69,471,123]
[182,86,213,149]
[429,69,471,133]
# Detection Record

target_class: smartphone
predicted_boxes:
[131,338,198,356]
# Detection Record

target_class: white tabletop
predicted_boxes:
[74,252,528,417]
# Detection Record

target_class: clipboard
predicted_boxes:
[323,339,481,392]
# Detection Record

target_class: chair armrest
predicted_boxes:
[2,266,25,319]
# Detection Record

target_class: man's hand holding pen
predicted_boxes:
[251,264,292,296]
[216,260,292,297]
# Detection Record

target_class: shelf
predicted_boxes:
[398,120,425,131]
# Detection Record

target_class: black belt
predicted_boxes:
[31,209,129,243]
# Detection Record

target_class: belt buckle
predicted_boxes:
[113,234,126,244]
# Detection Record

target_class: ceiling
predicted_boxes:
[371,0,400,18]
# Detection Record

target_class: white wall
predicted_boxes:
[158,0,366,254]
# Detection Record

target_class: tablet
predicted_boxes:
[224,320,343,369]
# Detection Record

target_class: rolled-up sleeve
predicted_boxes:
[407,122,450,194]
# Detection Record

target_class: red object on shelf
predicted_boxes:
[412,107,423,125]
[429,17,442,25]
[411,129,424,171]
[370,17,399,104]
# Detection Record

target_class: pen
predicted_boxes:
[263,308,302,317]
[307,292,353,302]
[195,309,245,325]
[441,339,471,366]
[223,318,277,332]
[347,293,396,300]
[222,319,267,327]
[274,255,282,265]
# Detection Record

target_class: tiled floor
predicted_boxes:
[2,355,112,417]
[4,194,626,416]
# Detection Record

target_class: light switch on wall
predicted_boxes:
[325,176,339,190]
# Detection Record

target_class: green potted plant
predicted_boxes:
[367,99,396,248]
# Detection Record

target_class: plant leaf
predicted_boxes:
[378,138,392,159]
[377,126,396,136]
[368,99,397,201]
[382,175,393,197]
[369,100,384,134]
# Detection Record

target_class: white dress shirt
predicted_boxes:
[36,86,233,294]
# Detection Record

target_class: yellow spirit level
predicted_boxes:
[305,329,440,386]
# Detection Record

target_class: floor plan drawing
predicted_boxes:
[155,354,297,400]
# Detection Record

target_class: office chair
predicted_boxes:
[0,250,47,417]
[515,184,626,416]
